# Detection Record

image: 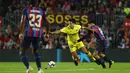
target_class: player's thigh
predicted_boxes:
[76,42,88,53]
[20,37,31,52]
[68,44,77,53]
[96,40,105,52]
[77,41,85,49]
[32,37,40,52]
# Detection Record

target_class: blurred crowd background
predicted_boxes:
[0,0,130,50]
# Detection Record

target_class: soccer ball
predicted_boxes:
[48,61,56,68]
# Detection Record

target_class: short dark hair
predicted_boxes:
[29,0,38,6]
[88,20,95,24]
[68,18,76,23]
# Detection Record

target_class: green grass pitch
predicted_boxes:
[0,62,130,73]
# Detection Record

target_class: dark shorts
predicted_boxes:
[96,40,107,52]
[20,36,40,50]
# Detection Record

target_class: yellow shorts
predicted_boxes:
[68,41,84,52]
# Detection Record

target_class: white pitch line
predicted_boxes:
[0,68,95,72]
[46,68,95,72]
[1,68,130,73]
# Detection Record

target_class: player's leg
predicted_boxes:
[20,37,33,72]
[69,44,80,66]
[98,52,114,68]
[80,46,106,67]
[80,47,96,61]
[99,40,114,68]
[77,41,96,61]
[95,40,107,68]
[32,37,42,72]
[20,48,29,69]
[93,50,106,68]
[79,41,106,68]
[72,51,80,66]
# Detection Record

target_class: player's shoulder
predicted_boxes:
[63,26,69,29]
[74,24,81,28]
[60,26,69,33]
[61,26,69,31]
[38,7,43,10]
[75,24,81,27]
[22,8,26,12]
[22,7,29,15]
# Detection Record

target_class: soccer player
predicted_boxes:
[50,19,99,66]
[19,0,51,73]
[81,21,114,68]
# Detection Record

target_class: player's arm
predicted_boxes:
[49,30,61,35]
[50,27,67,35]
[19,15,26,34]
[45,16,51,34]
[82,26,94,33]
[19,9,26,40]
[19,15,26,40]
[77,26,93,42]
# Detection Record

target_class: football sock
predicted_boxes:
[95,59,101,65]
[103,56,111,63]
[20,52,29,69]
[87,51,96,61]
[98,59,106,68]
[34,52,41,70]
[98,59,104,64]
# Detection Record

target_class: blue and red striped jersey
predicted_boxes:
[91,25,105,40]
[23,7,45,38]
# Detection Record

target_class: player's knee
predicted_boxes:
[33,52,40,59]
[32,48,38,53]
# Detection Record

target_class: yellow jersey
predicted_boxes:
[60,25,81,43]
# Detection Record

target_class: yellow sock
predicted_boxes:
[87,51,96,61]
[72,56,75,60]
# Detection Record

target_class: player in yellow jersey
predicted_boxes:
[50,19,99,66]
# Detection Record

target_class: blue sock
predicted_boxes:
[99,58,106,68]
[20,52,29,69]
[34,52,41,70]
[99,58,105,64]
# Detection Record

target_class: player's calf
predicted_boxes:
[94,55,106,68]
[34,52,42,70]
[20,52,30,69]
[95,59,101,65]
[98,59,106,68]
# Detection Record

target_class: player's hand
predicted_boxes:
[44,34,49,40]
[19,33,24,40]
[81,26,86,29]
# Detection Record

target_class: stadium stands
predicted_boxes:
[0,0,130,49]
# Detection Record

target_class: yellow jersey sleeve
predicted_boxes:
[77,25,81,30]
[60,27,68,33]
